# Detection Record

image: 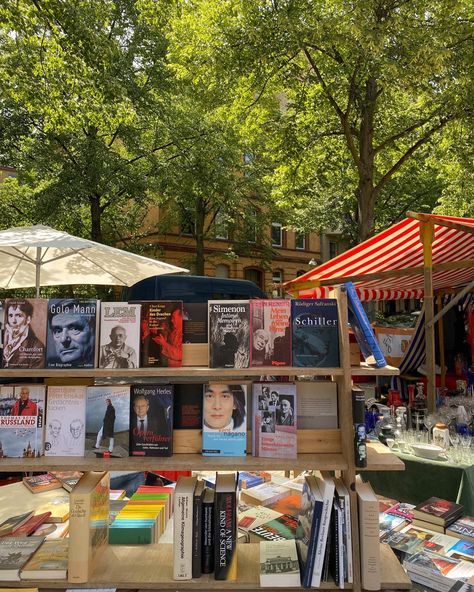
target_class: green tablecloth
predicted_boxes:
[363,452,474,515]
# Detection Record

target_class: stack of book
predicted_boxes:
[412,497,464,533]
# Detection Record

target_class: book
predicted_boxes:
[345,282,387,367]
[377,494,400,514]
[0,537,45,581]
[240,483,291,507]
[68,471,109,584]
[238,506,284,538]
[45,386,87,456]
[252,382,297,459]
[311,473,336,587]
[98,302,140,369]
[202,383,247,457]
[139,301,183,367]
[412,518,447,534]
[182,302,208,366]
[0,385,46,458]
[447,516,474,543]
[8,513,52,537]
[35,497,70,524]
[386,501,415,520]
[2,298,47,369]
[413,497,464,526]
[266,494,301,517]
[208,300,250,368]
[0,512,35,538]
[334,477,353,584]
[447,540,474,561]
[85,386,130,458]
[259,539,300,587]
[352,386,367,468]
[357,480,381,590]
[214,472,238,581]
[329,499,344,588]
[201,487,214,574]
[404,550,474,590]
[23,473,62,494]
[192,479,205,578]
[33,520,69,540]
[55,472,84,493]
[129,384,173,457]
[291,299,340,367]
[173,475,197,580]
[20,539,68,580]
[46,299,98,369]
[173,383,202,429]
[379,512,408,537]
[248,513,298,542]
[250,299,291,367]
[296,381,338,429]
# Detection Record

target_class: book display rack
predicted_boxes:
[0,288,410,591]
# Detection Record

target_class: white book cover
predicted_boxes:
[0,385,46,457]
[240,483,291,507]
[312,472,335,587]
[85,386,130,458]
[259,539,300,587]
[238,506,283,535]
[296,381,338,429]
[99,302,140,369]
[45,386,87,456]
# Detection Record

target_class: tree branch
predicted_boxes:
[374,114,437,154]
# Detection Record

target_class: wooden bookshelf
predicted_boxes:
[362,441,406,471]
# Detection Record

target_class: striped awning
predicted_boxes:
[284,213,474,301]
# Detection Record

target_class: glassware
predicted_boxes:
[423,413,437,443]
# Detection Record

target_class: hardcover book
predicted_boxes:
[173,383,202,429]
[291,299,340,367]
[192,480,205,578]
[0,537,45,581]
[46,299,98,369]
[250,299,291,367]
[85,386,130,458]
[208,300,250,368]
[2,298,47,369]
[182,302,208,366]
[68,471,109,584]
[357,480,381,590]
[139,301,183,368]
[173,475,197,580]
[201,487,215,574]
[214,472,238,581]
[259,539,300,587]
[202,383,247,456]
[334,477,353,584]
[446,516,474,543]
[252,382,297,459]
[99,302,140,369]
[296,381,338,429]
[129,385,173,457]
[413,497,464,526]
[0,385,46,458]
[23,473,62,494]
[20,539,68,580]
[45,386,87,457]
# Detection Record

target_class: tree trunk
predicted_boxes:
[89,194,102,243]
[194,197,206,275]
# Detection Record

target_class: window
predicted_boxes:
[329,241,338,259]
[296,269,306,277]
[180,209,195,236]
[213,211,229,240]
[244,267,263,290]
[271,222,282,247]
[295,233,306,250]
[215,264,230,278]
[272,269,284,297]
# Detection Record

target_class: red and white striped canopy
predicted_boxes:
[285,214,474,301]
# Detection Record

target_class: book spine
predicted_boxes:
[352,388,367,468]
[68,489,92,583]
[202,496,214,574]
[192,492,203,578]
[342,494,353,583]
[108,526,153,544]
[173,490,194,580]
[214,489,237,580]
[312,494,334,587]
[358,491,381,590]
[301,500,323,588]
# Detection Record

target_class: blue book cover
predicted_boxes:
[202,383,247,456]
[291,299,340,367]
[345,282,387,368]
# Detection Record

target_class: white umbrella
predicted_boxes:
[0,224,188,296]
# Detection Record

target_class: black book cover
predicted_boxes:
[129,385,173,457]
[192,480,205,578]
[173,383,202,429]
[202,487,215,574]
[250,299,291,367]
[208,301,250,368]
[183,303,208,343]
[139,301,183,367]
[214,472,238,580]
[352,386,367,468]
[328,500,341,586]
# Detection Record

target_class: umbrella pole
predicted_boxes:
[35,247,41,298]
[421,220,436,413]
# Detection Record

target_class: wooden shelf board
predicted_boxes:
[380,543,412,589]
[0,452,348,472]
[350,363,399,376]
[361,442,406,472]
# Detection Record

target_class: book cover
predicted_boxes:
[447,516,474,543]
[201,487,214,574]
[192,479,205,578]
[0,537,45,581]
[240,483,291,507]
[23,473,62,494]
[52,471,84,493]
[20,539,68,580]
[0,512,34,538]
[329,499,344,588]
[46,299,98,369]
[68,471,109,584]
[202,383,247,456]
[250,299,291,367]
[140,301,183,368]
[311,473,336,587]
[208,300,250,368]
[404,550,474,585]
[387,502,415,520]
[45,386,87,457]
[334,477,353,584]
[357,480,381,590]
[9,512,52,537]
[99,302,140,369]
[248,513,299,542]
[85,386,130,458]
[266,494,302,518]
[238,506,283,536]
[2,298,47,369]
[252,382,297,459]
[259,539,300,587]
[214,472,238,581]
[413,497,464,526]
[0,385,46,458]
[173,383,202,429]
[379,512,407,537]
[296,381,338,429]
[129,385,173,457]
[291,299,340,367]
[182,302,208,366]
[173,475,197,580]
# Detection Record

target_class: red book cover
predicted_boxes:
[140,301,183,368]
[10,511,52,536]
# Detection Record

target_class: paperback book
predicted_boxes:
[201,487,214,574]
[447,516,474,543]
[20,539,68,580]
[173,475,197,580]
[259,539,300,587]
[250,299,291,367]
[23,473,62,494]
[0,385,46,458]
[99,302,140,369]
[46,299,98,369]
[0,512,35,537]
[45,386,87,456]
[208,300,250,368]
[85,386,130,458]
[2,298,47,369]
[291,299,340,367]
[139,301,183,368]
[182,302,208,366]
[173,383,202,429]
[9,512,52,537]
[214,472,238,581]
[130,385,173,457]
[0,537,45,581]
[202,383,247,456]
[248,513,298,542]
[252,382,297,459]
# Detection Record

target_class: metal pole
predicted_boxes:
[35,247,41,298]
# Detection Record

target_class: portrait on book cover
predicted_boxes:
[203,383,246,433]
[3,298,47,369]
